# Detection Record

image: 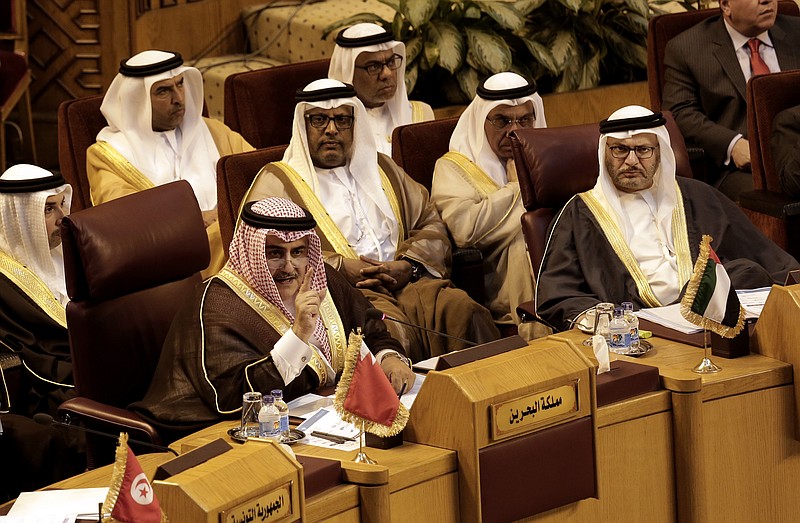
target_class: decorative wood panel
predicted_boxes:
[27,0,109,112]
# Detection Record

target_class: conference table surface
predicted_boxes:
[2,329,795,522]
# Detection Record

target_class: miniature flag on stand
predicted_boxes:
[333,331,409,437]
[102,433,167,523]
[680,235,745,338]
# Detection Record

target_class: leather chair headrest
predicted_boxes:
[62,180,210,302]
[512,124,600,211]
[511,111,691,212]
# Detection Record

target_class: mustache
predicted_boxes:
[273,271,297,281]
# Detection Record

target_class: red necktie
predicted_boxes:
[747,38,771,77]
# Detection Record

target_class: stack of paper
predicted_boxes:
[635,304,702,334]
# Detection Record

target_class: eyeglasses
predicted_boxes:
[355,54,403,76]
[485,115,536,130]
[305,114,355,130]
[266,250,309,270]
[607,144,659,159]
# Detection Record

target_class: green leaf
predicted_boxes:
[513,0,548,16]
[423,40,441,71]
[475,1,525,31]
[405,62,419,93]
[426,21,465,73]
[400,0,438,28]
[405,36,424,63]
[321,14,388,40]
[377,0,401,11]
[456,66,481,100]
[601,26,647,67]
[555,0,583,13]
[550,30,577,70]
[464,27,512,74]
[621,0,649,18]
[464,5,483,19]
[519,37,560,75]
[578,50,601,89]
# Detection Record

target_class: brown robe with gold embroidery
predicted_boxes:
[247,153,500,362]
[129,264,402,441]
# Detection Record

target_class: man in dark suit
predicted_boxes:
[663,0,800,200]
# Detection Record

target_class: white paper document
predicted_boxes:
[736,287,771,319]
[7,487,108,520]
[635,304,702,334]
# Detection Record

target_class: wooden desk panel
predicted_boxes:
[171,421,459,522]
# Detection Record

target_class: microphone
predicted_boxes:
[34,412,179,456]
[365,308,477,347]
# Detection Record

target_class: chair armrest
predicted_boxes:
[450,247,486,306]
[516,301,537,323]
[687,147,707,182]
[58,396,161,444]
[739,189,800,219]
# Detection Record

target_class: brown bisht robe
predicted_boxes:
[130,264,404,441]
[536,177,799,331]
[246,153,500,362]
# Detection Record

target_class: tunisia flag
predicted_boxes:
[102,433,165,523]
[333,332,408,437]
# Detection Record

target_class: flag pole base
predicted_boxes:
[353,451,377,464]
[692,356,722,374]
[354,421,377,464]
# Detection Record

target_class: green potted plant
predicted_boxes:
[324,0,672,105]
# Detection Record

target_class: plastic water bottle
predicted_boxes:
[271,389,290,441]
[622,302,641,353]
[609,306,631,354]
[258,395,280,439]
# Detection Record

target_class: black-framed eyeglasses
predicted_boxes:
[266,248,309,270]
[485,115,536,130]
[305,114,355,130]
[607,144,659,159]
[355,54,403,76]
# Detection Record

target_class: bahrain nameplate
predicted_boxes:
[491,381,579,441]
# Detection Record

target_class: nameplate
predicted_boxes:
[220,482,293,523]
[491,381,579,441]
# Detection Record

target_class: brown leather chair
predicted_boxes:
[58,180,209,468]
[511,111,692,320]
[646,1,799,112]
[390,117,486,305]
[738,70,800,260]
[217,145,288,254]
[57,95,106,212]
[224,59,330,149]
[391,117,459,189]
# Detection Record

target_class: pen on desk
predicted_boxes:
[311,430,356,443]
[398,382,407,398]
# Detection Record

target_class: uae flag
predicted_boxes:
[680,235,745,338]
[102,433,166,523]
[333,331,409,437]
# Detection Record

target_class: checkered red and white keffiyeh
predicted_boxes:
[227,197,331,362]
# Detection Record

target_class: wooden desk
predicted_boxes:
[171,423,459,522]
[552,330,800,523]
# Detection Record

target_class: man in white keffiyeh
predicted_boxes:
[246,79,500,362]
[329,23,434,154]
[0,166,82,498]
[87,49,253,276]
[432,72,549,340]
[536,105,798,331]
[132,197,414,439]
